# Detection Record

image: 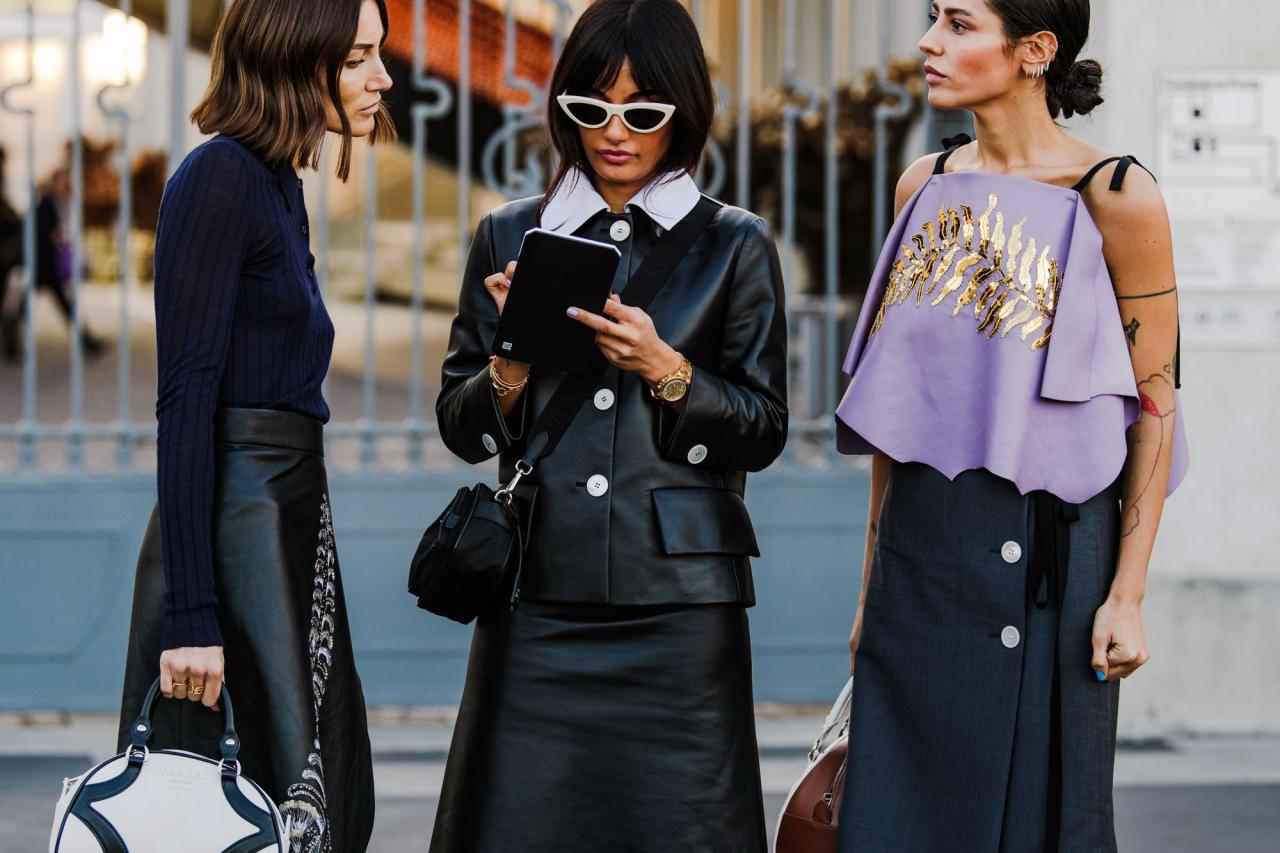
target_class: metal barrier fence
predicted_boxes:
[0,0,941,477]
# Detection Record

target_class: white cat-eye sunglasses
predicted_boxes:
[556,94,677,133]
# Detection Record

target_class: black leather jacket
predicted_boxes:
[436,194,788,607]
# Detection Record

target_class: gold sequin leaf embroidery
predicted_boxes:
[869,193,1061,350]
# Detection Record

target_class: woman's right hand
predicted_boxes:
[483,260,518,316]
[483,260,531,395]
[160,646,225,710]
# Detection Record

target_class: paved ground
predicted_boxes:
[3,709,1278,852]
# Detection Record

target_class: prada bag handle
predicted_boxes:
[127,678,241,774]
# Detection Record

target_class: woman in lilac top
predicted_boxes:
[835,1,1185,851]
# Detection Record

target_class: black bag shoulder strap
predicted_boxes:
[516,194,722,469]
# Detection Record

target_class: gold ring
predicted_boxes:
[187,684,205,696]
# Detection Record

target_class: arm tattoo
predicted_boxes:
[1117,286,1177,301]
[1121,373,1176,538]
[1124,318,1141,347]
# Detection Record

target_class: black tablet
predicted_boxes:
[491,228,622,373]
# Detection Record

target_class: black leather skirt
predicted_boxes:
[118,408,375,853]
[430,600,768,853]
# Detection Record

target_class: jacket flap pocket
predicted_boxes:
[651,487,760,557]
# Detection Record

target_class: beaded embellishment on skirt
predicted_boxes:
[278,495,337,852]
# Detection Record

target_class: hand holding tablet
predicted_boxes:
[566,294,684,390]
[483,260,519,320]
[490,229,621,373]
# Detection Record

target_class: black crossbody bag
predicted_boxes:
[408,196,721,624]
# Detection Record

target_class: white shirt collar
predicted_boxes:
[540,167,701,236]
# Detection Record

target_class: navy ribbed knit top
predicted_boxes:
[154,136,333,650]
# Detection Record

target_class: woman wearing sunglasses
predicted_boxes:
[431,1,787,850]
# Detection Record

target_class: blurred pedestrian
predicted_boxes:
[0,165,108,361]
[0,146,22,359]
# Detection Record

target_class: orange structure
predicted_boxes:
[383,0,557,109]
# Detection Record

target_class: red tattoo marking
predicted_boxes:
[1122,374,1176,538]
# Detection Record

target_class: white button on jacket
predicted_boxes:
[594,389,615,411]
[586,475,609,497]
[481,433,498,454]
[1001,626,1021,649]
[609,220,631,242]
[687,444,708,465]
[1001,541,1022,564]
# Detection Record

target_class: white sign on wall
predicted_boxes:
[1157,70,1280,346]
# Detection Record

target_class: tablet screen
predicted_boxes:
[491,229,622,373]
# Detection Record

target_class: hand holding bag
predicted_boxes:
[408,196,721,624]
[774,676,854,853]
[50,679,286,853]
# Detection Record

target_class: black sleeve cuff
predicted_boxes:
[445,363,528,463]
[161,603,224,651]
[657,364,786,472]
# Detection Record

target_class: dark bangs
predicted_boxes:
[543,0,714,207]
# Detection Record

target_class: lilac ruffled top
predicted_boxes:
[835,171,1189,504]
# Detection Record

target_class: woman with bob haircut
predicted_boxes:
[431,0,787,849]
[117,0,393,848]
[834,1,1187,850]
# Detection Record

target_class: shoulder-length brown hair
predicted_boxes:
[191,0,396,181]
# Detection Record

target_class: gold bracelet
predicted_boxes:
[489,356,528,397]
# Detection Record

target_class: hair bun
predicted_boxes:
[1050,59,1104,119]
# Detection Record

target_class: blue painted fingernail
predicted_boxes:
[566,307,579,318]
[1095,670,1106,681]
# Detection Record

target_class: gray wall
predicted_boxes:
[0,465,869,711]
[1060,0,1280,738]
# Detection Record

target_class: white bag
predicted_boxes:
[50,679,287,853]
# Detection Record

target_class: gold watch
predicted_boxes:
[652,355,693,403]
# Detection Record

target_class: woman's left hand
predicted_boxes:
[567,293,682,386]
[1090,596,1150,682]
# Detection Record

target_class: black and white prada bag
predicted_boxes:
[49,679,287,852]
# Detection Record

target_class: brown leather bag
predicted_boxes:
[774,677,853,853]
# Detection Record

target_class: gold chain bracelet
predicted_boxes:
[489,356,529,397]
